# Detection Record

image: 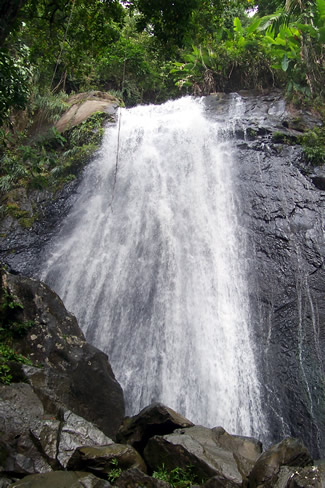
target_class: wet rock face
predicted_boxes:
[213,92,325,458]
[0,180,81,276]
[238,139,325,455]
[203,91,325,457]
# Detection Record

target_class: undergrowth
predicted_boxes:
[301,126,325,166]
[107,458,123,483]
[152,464,200,488]
[0,276,34,384]
[0,111,110,228]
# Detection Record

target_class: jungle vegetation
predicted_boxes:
[0,0,324,197]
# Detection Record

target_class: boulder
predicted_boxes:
[117,403,194,453]
[29,418,61,468]
[0,382,114,477]
[271,465,322,488]
[144,426,262,485]
[115,468,171,488]
[248,438,313,488]
[0,383,52,475]
[0,476,17,488]
[55,91,118,133]
[30,410,113,469]
[67,444,147,478]
[1,270,124,439]
[8,471,111,487]
[212,426,262,476]
[287,466,321,488]
[201,475,241,487]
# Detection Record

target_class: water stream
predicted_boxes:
[41,96,266,437]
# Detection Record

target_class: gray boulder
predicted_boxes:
[287,466,321,488]
[0,383,51,475]
[201,475,241,487]
[8,471,111,487]
[248,438,313,488]
[144,425,262,485]
[271,465,322,488]
[115,468,171,488]
[117,403,194,453]
[30,410,113,469]
[1,270,124,439]
[0,476,17,488]
[67,443,147,477]
[0,382,114,477]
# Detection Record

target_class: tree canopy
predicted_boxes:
[0,0,324,122]
[0,0,323,221]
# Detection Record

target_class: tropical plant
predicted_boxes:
[255,0,325,97]
[170,16,275,94]
[106,458,122,483]
[152,464,200,488]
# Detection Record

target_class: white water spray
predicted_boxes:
[41,96,265,437]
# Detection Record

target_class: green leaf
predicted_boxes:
[319,26,325,42]
[295,23,317,37]
[233,17,243,34]
[246,18,262,35]
[316,0,325,19]
[281,54,290,71]
[273,36,287,46]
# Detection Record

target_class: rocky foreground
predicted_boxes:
[0,270,323,487]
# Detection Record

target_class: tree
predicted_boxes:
[19,0,125,92]
[257,0,284,16]
[0,0,27,47]
[125,0,200,49]
[0,48,30,126]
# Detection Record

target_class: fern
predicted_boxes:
[30,89,69,122]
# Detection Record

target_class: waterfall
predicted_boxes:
[41,96,266,438]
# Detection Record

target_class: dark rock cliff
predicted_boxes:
[205,92,325,458]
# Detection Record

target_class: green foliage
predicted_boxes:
[0,46,31,125]
[0,0,323,123]
[170,17,275,94]
[257,0,325,98]
[106,458,122,483]
[169,0,324,101]
[19,0,125,93]
[301,126,325,165]
[258,0,284,16]
[152,464,199,488]
[29,90,69,123]
[0,111,108,202]
[0,0,323,214]
[92,14,178,106]
[0,344,33,384]
[126,0,200,49]
[0,280,33,384]
[272,131,296,144]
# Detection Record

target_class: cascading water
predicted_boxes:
[41,96,267,438]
